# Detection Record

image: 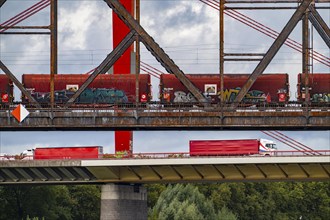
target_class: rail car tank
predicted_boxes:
[22,74,151,104]
[297,73,330,103]
[159,74,289,103]
[0,74,13,103]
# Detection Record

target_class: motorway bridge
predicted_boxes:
[0,152,329,185]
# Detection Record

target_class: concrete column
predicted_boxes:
[100,184,147,220]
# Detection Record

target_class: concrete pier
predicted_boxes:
[100,184,147,220]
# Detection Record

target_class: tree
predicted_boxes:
[0,185,101,220]
[67,185,101,220]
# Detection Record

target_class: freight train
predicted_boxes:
[0,73,329,105]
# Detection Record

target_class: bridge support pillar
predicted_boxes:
[100,184,147,220]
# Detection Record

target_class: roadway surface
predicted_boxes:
[1,154,329,185]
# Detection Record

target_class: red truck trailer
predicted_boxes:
[22,146,103,160]
[189,139,276,156]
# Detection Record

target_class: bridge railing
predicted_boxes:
[1,101,329,113]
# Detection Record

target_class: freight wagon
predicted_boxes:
[160,74,289,103]
[189,139,277,156]
[0,74,13,103]
[22,146,103,160]
[297,73,330,103]
[22,74,151,104]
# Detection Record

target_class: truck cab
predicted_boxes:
[21,149,34,160]
[259,139,277,156]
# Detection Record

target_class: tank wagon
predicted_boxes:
[22,74,151,104]
[159,74,289,103]
[0,74,13,103]
[297,73,330,103]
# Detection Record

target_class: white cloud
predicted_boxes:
[59,2,105,50]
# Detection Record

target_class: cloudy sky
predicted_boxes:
[0,0,329,155]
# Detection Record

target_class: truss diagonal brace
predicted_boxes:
[0,60,41,108]
[0,0,6,8]
[233,0,313,105]
[65,30,136,107]
[104,0,208,105]
[308,6,330,48]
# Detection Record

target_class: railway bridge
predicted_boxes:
[0,0,329,219]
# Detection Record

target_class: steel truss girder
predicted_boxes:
[0,0,50,108]
[104,0,208,105]
[308,5,330,48]
[0,61,41,107]
[233,0,313,104]
[0,0,6,8]
[65,30,137,107]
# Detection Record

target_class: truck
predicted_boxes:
[22,146,103,160]
[189,139,276,156]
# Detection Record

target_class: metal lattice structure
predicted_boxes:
[0,0,329,130]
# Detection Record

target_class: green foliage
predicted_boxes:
[148,182,330,220]
[145,183,167,208]
[150,184,217,220]
[0,185,100,220]
[67,185,101,220]
[217,206,237,220]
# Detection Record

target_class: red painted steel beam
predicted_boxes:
[113,0,134,74]
[112,0,135,155]
[105,0,209,105]
[233,0,313,105]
